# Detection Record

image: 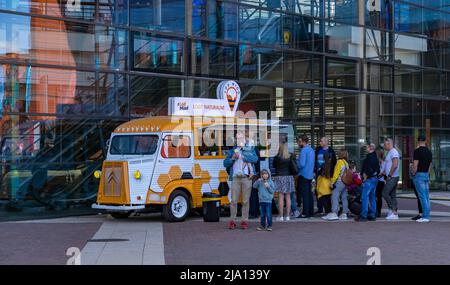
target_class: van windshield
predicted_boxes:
[110,135,159,155]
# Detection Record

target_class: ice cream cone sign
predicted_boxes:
[217,80,241,114]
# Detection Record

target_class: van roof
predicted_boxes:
[113,116,285,134]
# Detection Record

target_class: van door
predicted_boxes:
[149,132,193,203]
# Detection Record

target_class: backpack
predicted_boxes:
[341,163,354,186]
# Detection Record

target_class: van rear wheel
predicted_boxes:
[163,190,190,222]
[110,211,132,219]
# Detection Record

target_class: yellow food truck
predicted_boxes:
[92,81,293,222]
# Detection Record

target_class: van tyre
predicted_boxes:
[110,211,132,219]
[163,190,190,222]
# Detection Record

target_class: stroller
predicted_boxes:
[348,187,362,216]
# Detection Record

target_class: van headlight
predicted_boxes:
[134,170,141,180]
[94,170,101,179]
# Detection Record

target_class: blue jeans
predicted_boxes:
[260,202,273,228]
[413,173,430,219]
[361,177,378,218]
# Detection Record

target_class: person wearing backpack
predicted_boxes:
[323,149,350,221]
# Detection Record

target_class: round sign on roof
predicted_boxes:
[217,80,241,114]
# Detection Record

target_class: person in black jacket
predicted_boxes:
[273,143,298,221]
[355,143,380,222]
[314,137,337,215]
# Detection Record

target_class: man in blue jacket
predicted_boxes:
[224,131,258,230]
[297,134,316,218]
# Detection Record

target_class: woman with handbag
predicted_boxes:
[273,143,298,222]
[322,149,350,221]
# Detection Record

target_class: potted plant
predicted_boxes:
[209,145,219,156]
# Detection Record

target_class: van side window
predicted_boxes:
[161,135,191,158]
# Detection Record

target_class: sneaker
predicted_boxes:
[339,213,348,220]
[276,216,284,222]
[386,213,399,220]
[266,227,273,231]
[256,226,265,231]
[386,210,393,218]
[324,212,339,221]
[416,218,430,223]
[411,215,422,221]
[228,220,236,230]
[240,221,249,229]
[284,216,290,222]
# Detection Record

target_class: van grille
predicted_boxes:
[103,164,124,197]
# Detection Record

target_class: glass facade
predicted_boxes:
[1,0,450,216]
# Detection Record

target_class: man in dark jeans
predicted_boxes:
[411,134,433,223]
[297,135,315,218]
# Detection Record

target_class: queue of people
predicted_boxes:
[224,132,433,231]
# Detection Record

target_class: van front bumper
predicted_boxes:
[91,203,146,211]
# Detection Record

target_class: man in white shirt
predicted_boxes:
[381,138,400,220]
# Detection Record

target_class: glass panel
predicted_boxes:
[161,135,191,158]
[98,0,129,26]
[130,76,182,117]
[423,69,442,97]
[96,26,128,70]
[281,13,314,51]
[0,64,128,117]
[239,5,282,46]
[366,63,393,92]
[395,66,422,95]
[130,0,185,33]
[110,135,159,155]
[325,21,363,58]
[365,28,394,61]
[192,0,238,41]
[239,46,282,82]
[326,58,359,89]
[190,40,237,78]
[132,32,184,74]
[282,51,321,84]
[326,0,359,25]
[394,96,423,127]
[394,33,426,66]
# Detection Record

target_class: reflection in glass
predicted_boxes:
[191,40,237,78]
[130,0,185,33]
[132,32,184,74]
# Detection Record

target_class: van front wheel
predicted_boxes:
[163,190,190,222]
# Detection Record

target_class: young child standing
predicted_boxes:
[316,153,333,214]
[253,169,275,231]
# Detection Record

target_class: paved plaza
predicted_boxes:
[1,197,450,265]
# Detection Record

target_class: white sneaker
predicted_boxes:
[386,213,399,220]
[284,216,290,222]
[276,216,284,222]
[325,212,339,221]
[321,213,331,220]
[339,213,348,220]
[386,210,393,218]
[416,218,430,223]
